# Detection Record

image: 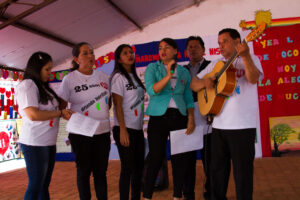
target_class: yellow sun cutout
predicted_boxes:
[255,10,272,27]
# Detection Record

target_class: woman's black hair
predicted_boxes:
[23,51,60,105]
[70,42,92,71]
[159,38,178,61]
[110,44,145,90]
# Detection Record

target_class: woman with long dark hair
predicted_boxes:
[142,38,195,200]
[57,42,111,200]
[16,51,71,200]
[110,44,145,200]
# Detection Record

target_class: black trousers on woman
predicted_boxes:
[69,132,111,200]
[143,108,197,199]
[113,126,145,200]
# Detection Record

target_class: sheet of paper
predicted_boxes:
[66,113,100,137]
[170,126,203,155]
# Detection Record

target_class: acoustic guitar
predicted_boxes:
[198,22,266,117]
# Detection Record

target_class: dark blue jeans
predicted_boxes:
[20,143,56,200]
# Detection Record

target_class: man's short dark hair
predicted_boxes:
[218,28,241,40]
[185,36,205,49]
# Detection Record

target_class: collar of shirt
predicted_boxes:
[187,58,205,78]
[187,58,205,69]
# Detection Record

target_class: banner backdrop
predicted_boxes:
[253,24,300,157]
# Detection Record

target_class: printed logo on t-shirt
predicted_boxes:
[134,109,138,116]
[96,102,101,110]
[81,90,108,112]
[49,119,54,127]
[125,83,137,90]
[133,103,145,117]
[181,80,185,85]
[100,82,108,89]
[130,95,144,117]
[74,84,89,93]
[74,83,107,93]
[235,85,241,94]
[236,69,245,78]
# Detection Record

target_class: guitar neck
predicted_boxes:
[216,39,246,80]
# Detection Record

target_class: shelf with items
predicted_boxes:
[0,67,23,120]
[0,67,23,162]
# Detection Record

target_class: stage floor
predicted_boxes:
[0,157,300,200]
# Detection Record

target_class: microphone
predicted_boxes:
[170,63,176,74]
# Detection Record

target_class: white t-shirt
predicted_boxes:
[16,79,59,146]
[111,73,145,130]
[164,65,178,108]
[197,55,264,129]
[58,70,110,134]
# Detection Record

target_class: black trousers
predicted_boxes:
[182,150,197,200]
[200,133,212,200]
[210,128,256,200]
[143,108,196,199]
[69,132,111,200]
[113,126,145,200]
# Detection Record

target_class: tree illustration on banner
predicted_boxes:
[270,123,295,156]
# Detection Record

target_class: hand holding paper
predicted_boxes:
[170,126,204,155]
[66,113,100,137]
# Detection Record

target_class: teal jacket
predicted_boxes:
[145,61,194,116]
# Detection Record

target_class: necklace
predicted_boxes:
[76,70,92,83]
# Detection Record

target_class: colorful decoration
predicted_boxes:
[0,120,21,162]
[0,69,23,82]
[255,10,272,27]
[0,131,10,156]
[2,70,9,79]
[13,72,19,81]
[19,73,23,81]
[0,81,20,120]
[240,13,300,30]
[253,23,300,157]
[49,70,69,83]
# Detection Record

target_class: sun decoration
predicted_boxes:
[255,10,272,27]
[239,10,272,29]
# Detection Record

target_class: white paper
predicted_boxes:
[170,126,204,155]
[66,113,100,137]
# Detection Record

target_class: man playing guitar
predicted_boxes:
[190,28,264,200]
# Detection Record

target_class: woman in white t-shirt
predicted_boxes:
[57,42,111,200]
[16,52,71,200]
[110,44,145,200]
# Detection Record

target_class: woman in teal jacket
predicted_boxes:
[143,38,195,200]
